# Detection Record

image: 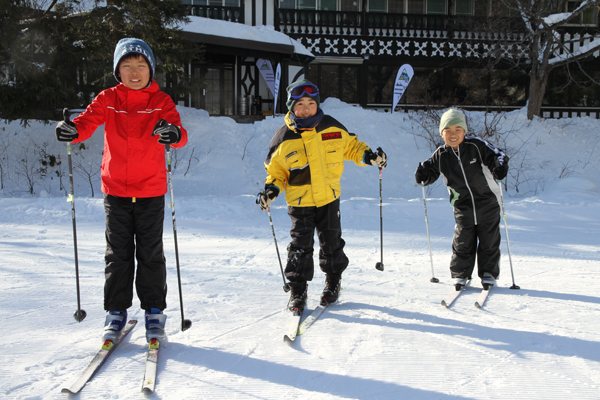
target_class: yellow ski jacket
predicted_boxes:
[264,112,370,207]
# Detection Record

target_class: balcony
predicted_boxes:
[188,5,244,23]
[275,9,524,40]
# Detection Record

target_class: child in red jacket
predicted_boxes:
[55,38,187,343]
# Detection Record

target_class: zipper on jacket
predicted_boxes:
[332,188,337,198]
[454,147,478,225]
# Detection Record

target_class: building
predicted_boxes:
[179,0,600,118]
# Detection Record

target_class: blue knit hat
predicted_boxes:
[113,38,156,87]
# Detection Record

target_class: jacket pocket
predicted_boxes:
[286,150,311,186]
[285,150,307,168]
[324,141,344,166]
[287,187,309,206]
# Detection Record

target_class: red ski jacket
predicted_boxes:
[73,81,188,198]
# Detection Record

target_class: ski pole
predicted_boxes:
[375,167,384,271]
[421,183,439,283]
[154,120,192,331]
[64,108,87,322]
[498,181,520,290]
[256,192,290,292]
[165,143,193,330]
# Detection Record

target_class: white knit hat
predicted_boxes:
[439,108,467,136]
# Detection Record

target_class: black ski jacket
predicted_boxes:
[420,136,507,225]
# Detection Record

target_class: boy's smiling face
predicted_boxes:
[292,97,318,118]
[441,125,465,150]
[118,55,150,90]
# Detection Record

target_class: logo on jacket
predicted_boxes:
[470,158,477,164]
[322,132,342,141]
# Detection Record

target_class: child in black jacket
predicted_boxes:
[415,109,509,290]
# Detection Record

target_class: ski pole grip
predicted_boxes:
[63,108,70,123]
[255,192,265,205]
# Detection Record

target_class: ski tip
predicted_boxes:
[61,388,77,394]
[475,302,482,309]
[284,335,295,343]
[141,385,154,394]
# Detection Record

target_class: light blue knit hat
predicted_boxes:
[113,38,156,86]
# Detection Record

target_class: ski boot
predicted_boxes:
[145,308,167,343]
[102,310,127,342]
[481,273,496,290]
[454,278,468,291]
[287,283,307,313]
[322,274,341,305]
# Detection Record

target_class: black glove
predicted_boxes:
[258,187,279,211]
[364,147,387,169]
[415,163,429,185]
[492,156,509,181]
[55,120,79,142]
[153,119,181,145]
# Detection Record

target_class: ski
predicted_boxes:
[283,309,303,343]
[141,338,160,393]
[61,320,137,394]
[441,279,472,308]
[297,299,332,336]
[475,285,493,309]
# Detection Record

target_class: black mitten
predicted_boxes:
[55,120,79,142]
[153,119,182,144]
[493,156,509,181]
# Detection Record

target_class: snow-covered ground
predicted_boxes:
[1,101,599,399]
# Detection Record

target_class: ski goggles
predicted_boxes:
[289,83,319,100]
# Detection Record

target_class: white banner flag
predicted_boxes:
[392,64,414,113]
[257,58,276,96]
[273,63,281,115]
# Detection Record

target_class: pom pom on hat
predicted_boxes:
[113,38,155,87]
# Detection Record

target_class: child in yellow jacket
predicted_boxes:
[258,79,386,312]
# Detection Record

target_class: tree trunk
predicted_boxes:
[527,67,551,120]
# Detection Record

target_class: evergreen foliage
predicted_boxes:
[0,0,203,121]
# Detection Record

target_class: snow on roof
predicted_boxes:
[181,17,313,57]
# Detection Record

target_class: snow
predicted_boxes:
[1,100,600,399]
[549,34,600,65]
[181,17,314,57]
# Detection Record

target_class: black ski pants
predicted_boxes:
[450,212,501,280]
[104,194,167,312]
[284,199,349,288]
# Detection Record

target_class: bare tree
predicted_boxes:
[496,0,600,119]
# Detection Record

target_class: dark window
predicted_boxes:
[320,0,337,10]
[427,0,444,14]
[407,0,424,14]
[321,65,340,99]
[370,0,387,12]
[307,64,359,104]
[298,0,316,9]
[455,0,473,15]
[389,0,404,13]
[341,0,361,12]
[367,65,396,104]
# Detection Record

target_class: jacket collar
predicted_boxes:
[285,109,324,133]
[115,79,159,95]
